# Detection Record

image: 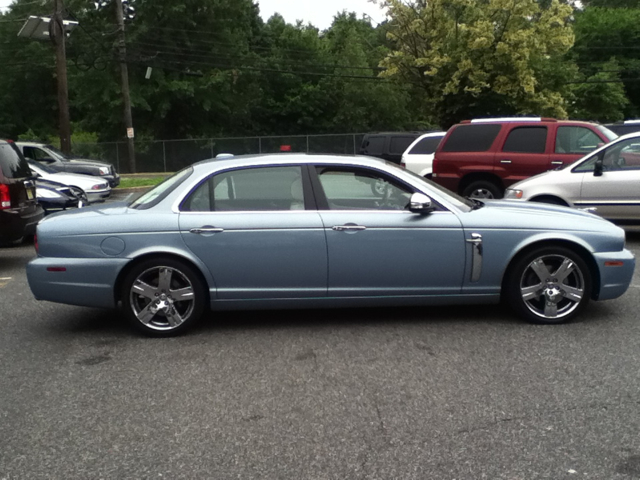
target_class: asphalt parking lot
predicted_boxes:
[1,220,640,479]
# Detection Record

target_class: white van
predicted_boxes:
[401,131,445,178]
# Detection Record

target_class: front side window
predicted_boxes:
[408,136,443,155]
[441,124,501,152]
[574,137,640,173]
[502,127,547,153]
[555,127,602,155]
[316,167,413,211]
[0,143,32,179]
[182,166,304,212]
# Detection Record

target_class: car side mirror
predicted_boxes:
[408,192,435,214]
[594,158,603,177]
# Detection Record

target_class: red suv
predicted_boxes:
[432,117,617,198]
[0,140,43,246]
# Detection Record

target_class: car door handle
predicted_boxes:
[551,161,563,165]
[500,159,512,164]
[332,225,366,231]
[190,226,224,234]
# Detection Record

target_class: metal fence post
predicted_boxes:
[259,137,262,154]
[162,141,167,172]
[353,135,356,154]
[210,140,214,159]
[116,143,120,172]
[306,135,309,153]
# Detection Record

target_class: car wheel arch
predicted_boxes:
[529,195,570,207]
[501,239,601,302]
[459,173,503,196]
[114,252,212,306]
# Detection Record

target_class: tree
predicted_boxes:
[379,0,575,127]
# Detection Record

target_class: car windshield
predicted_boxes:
[129,167,194,210]
[597,125,618,142]
[43,144,72,161]
[384,161,474,210]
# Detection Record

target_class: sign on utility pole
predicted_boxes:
[114,0,136,173]
[52,0,71,154]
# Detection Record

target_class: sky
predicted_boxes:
[0,0,388,30]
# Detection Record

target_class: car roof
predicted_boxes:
[191,153,392,172]
[15,141,46,147]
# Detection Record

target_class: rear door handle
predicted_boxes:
[551,161,563,165]
[500,159,512,164]
[190,226,224,234]
[332,225,366,231]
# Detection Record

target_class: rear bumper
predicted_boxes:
[0,205,44,241]
[594,249,636,300]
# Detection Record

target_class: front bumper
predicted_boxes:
[594,249,636,300]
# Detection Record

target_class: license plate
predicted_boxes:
[26,188,34,200]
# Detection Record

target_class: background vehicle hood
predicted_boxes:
[68,158,113,168]
[46,171,109,189]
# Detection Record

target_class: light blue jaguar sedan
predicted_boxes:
[27,154,635,336]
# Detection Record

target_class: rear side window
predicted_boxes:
[389,136,416,154]
[363,136,384,155]
[502,127,547,153]
[0,143,32,179]
[408,136,443,155]
[441,124,501,152]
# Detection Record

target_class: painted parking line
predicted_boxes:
[0,277,12,288]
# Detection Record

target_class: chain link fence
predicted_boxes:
[74,133,366,174]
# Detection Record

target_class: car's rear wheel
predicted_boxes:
[121,257,206,336]
[505,246,592,324]
[462,180,502,199]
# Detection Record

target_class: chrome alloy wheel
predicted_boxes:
[468,188,495,199]
[519,254,585,320]
[129,265,196,331]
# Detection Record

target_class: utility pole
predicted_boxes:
[52,0,71,154]
[114,0,136,173]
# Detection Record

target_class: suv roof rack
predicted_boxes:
[465,117,554,124]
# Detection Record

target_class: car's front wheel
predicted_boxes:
[121,257,206,336]
[505,246,592,324]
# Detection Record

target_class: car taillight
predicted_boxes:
[432,158,439,177]
[400,162,406,168]
[0,184,10,209]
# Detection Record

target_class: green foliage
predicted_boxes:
[379,0,575,127]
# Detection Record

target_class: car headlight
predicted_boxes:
[99,167,110,175]
[38,189,63,199]
[504,189,523,199]
[91,183,106,190]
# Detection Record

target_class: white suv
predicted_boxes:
[400,131,445,178]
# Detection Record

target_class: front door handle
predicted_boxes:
[190,226,224,234]
[332,224,366,231]
[500,159,512,164]
[551,161,563,165]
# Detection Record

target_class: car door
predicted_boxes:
[178,165,328,299]
[496,125,550,185]
[575,137,640,221]
[312,165,466,297]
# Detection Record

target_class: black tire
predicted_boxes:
[504,246,592,325]
[0,236,24,248]
[531,196,567,206]
[121,257,207,336]
[462,180,502,199]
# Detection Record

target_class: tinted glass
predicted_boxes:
[555,127,602,155]
[183,166,304,212]
[0,143,32,179]
[575,137,640,173]
[502,127,547,153]
[441,124,501,152]
[389,136,416,154]
[363,136,384,155]
[316,167,412,210]
[408,136,443,155]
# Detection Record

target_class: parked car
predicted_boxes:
[35,177,83,215]
[432,117,617,199]
[16,142,120,188]
[401,131,446,177]
[27,154,634,336]
[359,132,426,164]
[27,160,110,204]
[504,132,640,228]
[0,139,44,246]
[604,120,640,136]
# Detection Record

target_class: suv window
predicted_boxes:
[364,136,384,155]
[502,127,547,153]
[441,124,501,152]
[22,146,50,161]
[575,137,640,173]
[408,136,442,155]
[183,166,304,212]
[0,143,32,179]
[555,126,602,155]
[389,136,416,155]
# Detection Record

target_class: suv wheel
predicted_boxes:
[462,180,502,199]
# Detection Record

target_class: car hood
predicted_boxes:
[45,171,110,188]
[68,158,113,168]
[462,199,620,233]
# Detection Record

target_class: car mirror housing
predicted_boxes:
[408,192,435,214]
[594,158,604,177]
